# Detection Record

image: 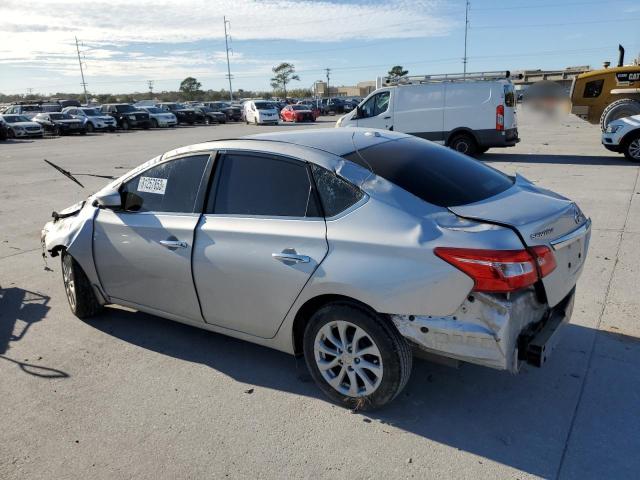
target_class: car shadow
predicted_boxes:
[483,152,632,166]
[85,305,640,478]
[0,286,69,378]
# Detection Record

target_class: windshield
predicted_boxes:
[145,107,163,113]
[254,101,274,110]
[3,115,31,123]
[22,105,42,111]
[42,105,61,112]
[342,136,514,207]
[49,113,72,120]
[116,105,137,113]
[291,105,307,110]
[81,108,100,116]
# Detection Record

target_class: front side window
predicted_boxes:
[208,154,320,218]
[359,91,390,118]
[120,155,209,213]
[310,164,364,217]
[583,79,604,98]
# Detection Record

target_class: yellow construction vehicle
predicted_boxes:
[570,45,640,130]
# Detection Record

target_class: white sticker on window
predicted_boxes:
[138,176,167,195]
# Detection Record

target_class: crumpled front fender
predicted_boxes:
[41,199,107,305]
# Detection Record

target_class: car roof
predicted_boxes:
[244,128,408,156]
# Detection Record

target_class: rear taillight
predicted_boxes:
[496,104,504,131]
[530,245,557,277]
[434,246,555,293]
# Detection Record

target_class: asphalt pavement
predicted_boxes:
[1,112,638,479]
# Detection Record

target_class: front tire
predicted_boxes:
[85,122,94,133]
[121,120,129,131]
[303,303,412,410]
[151,118,159,128]
[61,252,102,319]
[623,132,640,162]
[600,98,640,131]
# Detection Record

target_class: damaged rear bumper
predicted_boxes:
[391,288,575,373]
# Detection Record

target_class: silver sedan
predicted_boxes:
[42,129,591,409]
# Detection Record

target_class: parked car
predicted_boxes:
[137,106,178,128]
[203,102,242,121]
[298,101,324,117]
[0,114,44,138]
[32,112,86,135]
[192,106,226,124]
[62,107,117,132]
[280,104,316,122]
[322,98,346,114]
[101,104,151,130]
[3,104,47,119]
[157,103,197,125]
[42,128,591,410]
[602,114,640,162]
[0,117,8,141]
[337,71,519,156]
[244,100,279,125]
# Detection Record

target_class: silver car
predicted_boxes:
[42,129,591,409]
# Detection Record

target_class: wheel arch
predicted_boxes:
[620,127,640,147]
[444,127,479,147]
[291,294,379,355]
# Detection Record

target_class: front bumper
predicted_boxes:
[391,288,575,373]
[601,132,624,151]
[14,129,43,137]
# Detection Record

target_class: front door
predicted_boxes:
[193,152,328,338]
[356,90,392,130]
[93,154,211,321]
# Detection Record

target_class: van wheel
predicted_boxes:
[61,252,102,319]
[624,133,640,162]
[449,133,478,157]
[303,302,412,411]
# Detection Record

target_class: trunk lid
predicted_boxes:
[449,175,591,306]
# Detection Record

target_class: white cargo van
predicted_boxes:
[336,71,519,156]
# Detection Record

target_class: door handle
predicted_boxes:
[272,252,310,264]
[159,239,188,249]
[383,116,391,119]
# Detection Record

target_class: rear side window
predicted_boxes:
[583,79,604,98]
[209,154,320,217]
[311,164,364,217]
[342,137,513,207]
[120,155,209,213]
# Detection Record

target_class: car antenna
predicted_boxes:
[43,159,117,188]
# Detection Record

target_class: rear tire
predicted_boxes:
[600,99,640,131]
[449,133,478,157]
[303,302,412,411]
[61,252,102,319]
[623,132,640,162]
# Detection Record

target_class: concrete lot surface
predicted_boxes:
[1,112,638,479]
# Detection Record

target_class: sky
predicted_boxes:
[1,0,640,96]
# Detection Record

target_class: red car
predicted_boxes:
[280,105,317,122]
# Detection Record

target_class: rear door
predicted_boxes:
[192,151,328,338]
[93,154,212,321]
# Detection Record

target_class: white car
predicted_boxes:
[602,114,640,162]
[336,71,519,156]
[0,114,44,138]
[244,100,279,125]
[137,106,178,128]
[62,107,117,132]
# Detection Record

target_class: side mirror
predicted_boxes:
[93,188,122,209]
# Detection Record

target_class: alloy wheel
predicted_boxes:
[314,320,383,397]
[62,255,76,311]
[629,138,640,160]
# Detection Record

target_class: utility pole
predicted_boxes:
[325,68,331,98]
[223,16,234,102]
[75,36,89,105]
[463,0,470,77]
[26,88,33,97]
[147,80,154,97]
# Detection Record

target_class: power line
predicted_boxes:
[473,16,640,29]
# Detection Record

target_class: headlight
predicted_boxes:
[605,124,621,134]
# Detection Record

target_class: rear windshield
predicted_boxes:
[116,105,136,113]
[342,137,514,207]
[254,101,274,110]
